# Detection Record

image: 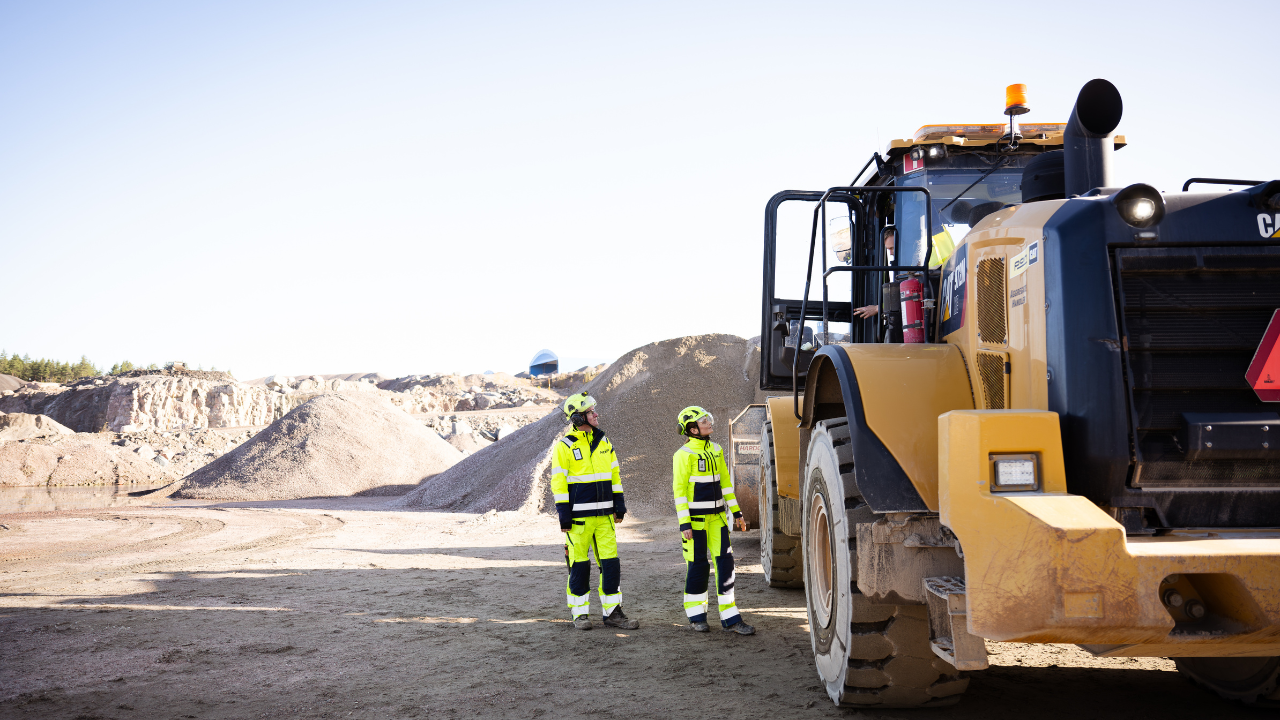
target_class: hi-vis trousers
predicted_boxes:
[564,515,621,618]
[681,512,740,627]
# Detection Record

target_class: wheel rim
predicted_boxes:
[809,491,833,627]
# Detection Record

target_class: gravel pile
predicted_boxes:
[174,393,463,500]
[0,433,174,487]
[0,373,23,393]
[391,334,761,517]
[0,413,73,443]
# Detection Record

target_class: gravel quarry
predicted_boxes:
[0,501,1250,720]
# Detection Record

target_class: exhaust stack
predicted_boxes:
[1064,79,1123,196]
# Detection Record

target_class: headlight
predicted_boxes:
[1112,183,1165,229]
[990,453,1038,491]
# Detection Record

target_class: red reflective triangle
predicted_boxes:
[1246,309,1280,402]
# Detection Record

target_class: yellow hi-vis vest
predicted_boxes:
[672,437,741,532]
[551,428,624,529]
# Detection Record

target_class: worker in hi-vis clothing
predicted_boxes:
[672,406,755,635]
[552,392,640,631]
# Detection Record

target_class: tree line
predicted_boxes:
[0,351,159,383]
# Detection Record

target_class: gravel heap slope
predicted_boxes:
[391,334,761,517]
[175,393,463,500]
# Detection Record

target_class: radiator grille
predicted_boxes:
[1115,246,1280,486]
[976,258,1007,344]
[976,350,1009,409]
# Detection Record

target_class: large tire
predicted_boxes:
[802,418,969,708]
[1175,656,1280,707]
[759,421,803,588]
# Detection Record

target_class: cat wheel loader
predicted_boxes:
[756,79,1280,708]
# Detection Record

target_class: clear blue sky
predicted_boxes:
[2,1,1276,379]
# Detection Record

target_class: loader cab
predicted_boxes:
[759,133,1064,392]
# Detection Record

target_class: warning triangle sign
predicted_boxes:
[1246,309,1280,402]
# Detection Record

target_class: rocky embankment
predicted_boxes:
[0,368,564,434]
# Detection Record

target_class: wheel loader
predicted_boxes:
[755,79,1280,708]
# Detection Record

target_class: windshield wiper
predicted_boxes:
[939,157,1011,215]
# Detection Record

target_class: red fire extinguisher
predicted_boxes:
[901,277,925,343]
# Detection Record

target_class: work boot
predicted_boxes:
[602,607,639,629]
[573,616,593,631]
[688,621,710,632]
[723,620,756,635]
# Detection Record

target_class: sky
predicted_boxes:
[2,0,1277,380]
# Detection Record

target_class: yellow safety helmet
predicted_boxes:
[677,406,714,436]
[563,392,598,425]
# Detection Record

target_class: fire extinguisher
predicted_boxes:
[901,276,925,343]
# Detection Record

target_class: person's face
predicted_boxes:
[584,409,600,428]
[695,417,714,436]
[884,232,896,259]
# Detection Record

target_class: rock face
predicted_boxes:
[0,414,74,443]
[0,373,23,393]
[174,393,464,500]
[0,376,283,433]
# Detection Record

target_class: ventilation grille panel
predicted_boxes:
[976,257,1007,344]
[976,350,1009,409]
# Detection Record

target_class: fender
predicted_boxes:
[801,344,975,512]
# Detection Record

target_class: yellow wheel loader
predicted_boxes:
[757,79,1280,708]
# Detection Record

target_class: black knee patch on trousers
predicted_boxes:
[568,561,591,597]
[598,557,620,595]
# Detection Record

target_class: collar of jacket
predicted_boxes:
[683,436,716,451]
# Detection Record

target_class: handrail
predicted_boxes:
[792,185,933,419]
[1181,177,1264,192]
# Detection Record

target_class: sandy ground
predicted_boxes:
[0,501,1268,720]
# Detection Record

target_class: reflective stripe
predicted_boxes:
[688,500,724,510]
[567,472,614,483]
[572,501,614,511]
[684,592,708,603]
[677,510,690,519]
[560,437,575,448]
[611,484,624,493]
[717,591,736,607]
[610,460,619,468]
[679,446,697,454]
[600,591,621,613]
[674,496,687,504]
[719,606,740,621]
[692,474,721,483]
[553,493,570,503]
[552,468,567,477]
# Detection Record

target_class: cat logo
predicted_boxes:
[1259,213,1280,238]
[573,448,583,461]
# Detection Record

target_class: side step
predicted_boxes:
[923,577,989,671]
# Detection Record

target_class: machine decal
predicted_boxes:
[904,154,924,174]
[939,243,968,337]
[1010,246,1031,277]
[1028,241,1039,265]
[1010,285,1027,308]
[1258,213,1280,238]
[1246,309,1280,401]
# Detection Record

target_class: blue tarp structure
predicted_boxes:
[529,349,559,376]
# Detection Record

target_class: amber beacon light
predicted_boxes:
[1004,83,1029,116]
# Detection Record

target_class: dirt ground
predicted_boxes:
[0,501,1268,720]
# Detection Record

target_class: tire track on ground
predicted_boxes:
[0,514,226,566]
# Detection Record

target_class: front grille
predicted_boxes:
[976,258,1007,344]
[976,350,1009,409]
[1114,246,1280,486]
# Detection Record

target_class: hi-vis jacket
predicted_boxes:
[551,429,626,530]
[673,437,742,533]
